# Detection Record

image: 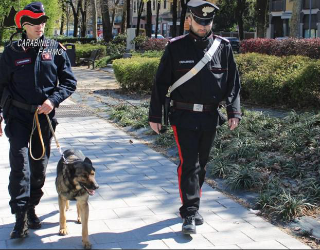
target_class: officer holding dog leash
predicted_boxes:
[0,2,77,239]
[149,0,241,234]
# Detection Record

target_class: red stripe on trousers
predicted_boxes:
[172,125,184,204]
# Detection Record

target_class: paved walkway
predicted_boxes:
[0,68,312,249]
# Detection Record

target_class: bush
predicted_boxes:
[132,50,164,58]
[113,57,160,92]
[236,53,320,108]
[240,38,320,59]
[131,35,148,50]
[140,37,169,51]
[75,44,106,64]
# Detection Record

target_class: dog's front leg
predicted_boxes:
[58,195,68,236]
[76,202,81,224]
[77,199,91,249]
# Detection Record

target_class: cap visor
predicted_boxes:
[21,15,49,26]
[193,16,212,26]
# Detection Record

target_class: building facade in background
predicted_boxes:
[268,0,320,38]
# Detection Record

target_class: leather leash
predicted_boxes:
[29,108,68,163]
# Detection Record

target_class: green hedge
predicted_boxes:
[75,44,106,64]
[236,53,320,108]
[113,57,160,92]
[112,53,320,108]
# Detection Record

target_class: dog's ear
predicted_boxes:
[84,157,92,165]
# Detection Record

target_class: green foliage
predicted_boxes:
[155,128,175,148]
[96,56,112,68]
[272,190,311,221]
[236,53,320,108]
[113,57,160,92]
[132,50,164,58]
[75,44,106,64]
[131,35,148,49]
[226,165,261,190]
[208,109,320,221]
[109,103,149,129]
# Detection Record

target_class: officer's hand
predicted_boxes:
[228,118,239,131]
[0,115,3,137]
[38,99,54,115]
[149,122,162,134]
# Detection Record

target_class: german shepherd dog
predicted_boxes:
[56,149,99,249]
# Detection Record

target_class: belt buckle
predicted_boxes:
[193,104,203,112]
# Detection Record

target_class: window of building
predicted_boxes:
[134,0,136,12]
[164,0,167,9]
[141,24,144,28]
[304,29,318,38]
[303,14,317,37]
[153,0,155,10]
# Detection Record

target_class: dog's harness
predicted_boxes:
[29,107,68,163]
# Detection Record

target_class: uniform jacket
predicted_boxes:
[0,35,77,119]
[149,31,241,130]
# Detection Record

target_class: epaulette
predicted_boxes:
[214,35,230,43]
[58,42,67,51]
[169,34,187,43]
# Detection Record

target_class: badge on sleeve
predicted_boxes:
[42,52,52,61]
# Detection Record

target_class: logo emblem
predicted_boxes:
[202,6,214,16]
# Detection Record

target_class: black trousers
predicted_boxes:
[172,125,216,218]
[4,115,56,214]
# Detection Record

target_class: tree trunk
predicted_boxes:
[91,0,98,39]
[60,13,65,35]
[290,0,302,38]
[68,0,81,37]
[121,1,127,33]
[256,0,268,38]
[127,0,131,28]
[146,0,152,37]
[179,0,189,35]
[101,0,113,42]
[236,0,246,40]
[136,0,144,36]
[172,0,177,37]
[155,1,160,37]
[80,0,87,37]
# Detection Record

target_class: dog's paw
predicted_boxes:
[59,228,68,236]
[76,217,82,224]
[83,240,91,249]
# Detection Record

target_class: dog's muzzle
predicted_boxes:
[80,182,99,196]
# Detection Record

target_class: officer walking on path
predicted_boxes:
[149,0,241,234]
[0,2,77,239]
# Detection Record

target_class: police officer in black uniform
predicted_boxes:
[149,0,241,234]
[0,2,77,239]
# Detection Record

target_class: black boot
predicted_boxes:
[27,206,41,229]
[182,215,196,234]
[10,210,28,239]
[195,211,204,225]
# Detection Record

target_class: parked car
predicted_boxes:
[224,37,240,53]
[151,34,165,39]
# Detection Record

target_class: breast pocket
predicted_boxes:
[12,64,34,90]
